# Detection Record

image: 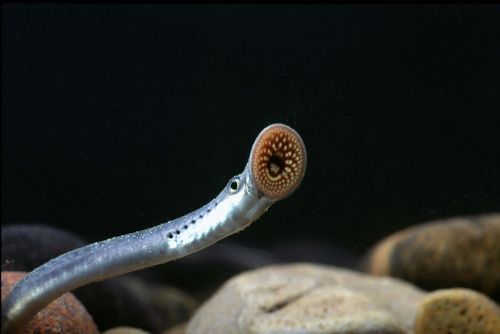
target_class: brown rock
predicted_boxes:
[186,263,425,334]
[161,323,187,334]
[415,288,500,334]
[365,213,500,297]
[1,271,99,334]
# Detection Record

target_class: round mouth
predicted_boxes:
[249,123,307,199]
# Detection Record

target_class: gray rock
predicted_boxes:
[187,263,425,334]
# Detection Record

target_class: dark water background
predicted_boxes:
[2,5,500,276]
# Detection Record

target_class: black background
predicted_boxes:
[3,5,500,263]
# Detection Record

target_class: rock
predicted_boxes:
[186,263,425,334]
[1,271,99,334]
[161,323,187,334]
[415,288,500,334]
[102,327,151,334]
[101,276,197,333]
[1,224,86,271]
[364,213,500,298]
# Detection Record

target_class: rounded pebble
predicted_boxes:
[1,271,99,334]
[365,213,500,298]
[102,326,151,334]
[187,263,425,334]
[414,288,500,334]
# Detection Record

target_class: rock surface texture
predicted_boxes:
[365,213,500,298]
[414,288,500,334]
[186,263,425,334]
[1,271,99,334]
[102,327,151,334]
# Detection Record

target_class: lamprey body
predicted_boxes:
[1,123,307,334]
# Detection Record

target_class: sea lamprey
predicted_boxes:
[1,123,307,334]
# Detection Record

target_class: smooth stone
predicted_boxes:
[1,271,99,334]
[161,323,187,334]
[186,263,425,334]
[365,213,500,297]
[102,327,151,334]
[1,224,86,271]
[104,276,197,332]
[414,288,500,334]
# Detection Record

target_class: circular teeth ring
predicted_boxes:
[250,124,307,199]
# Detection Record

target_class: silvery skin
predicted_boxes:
[1,124,306,334]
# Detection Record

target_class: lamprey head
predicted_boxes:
[249,123,307,199]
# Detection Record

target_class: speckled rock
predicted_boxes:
[102,327,151,334]
[415,288,500,334]
[1,271,99,334]
[186,263,425,334]
[365,213,500,297]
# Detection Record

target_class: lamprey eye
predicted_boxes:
[250,123,307,199]
[229,177,240,193]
